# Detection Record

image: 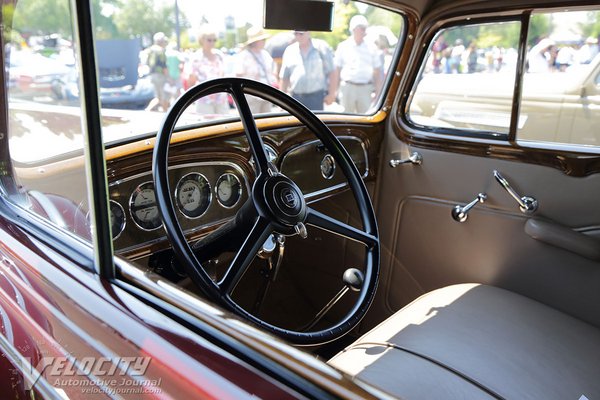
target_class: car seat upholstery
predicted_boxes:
[328,284,600,400]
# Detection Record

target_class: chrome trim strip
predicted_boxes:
[110,161,250,191]
[280,136,369,199]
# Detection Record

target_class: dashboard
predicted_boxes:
[106,123,380,260]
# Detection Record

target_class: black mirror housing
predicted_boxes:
[264,0,334,32]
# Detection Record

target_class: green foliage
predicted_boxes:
[364,5,403,36]
[92,0,119,40]
[580,11,600,39]
[11,0,71,38]
[528,14,552,45]
[113,0,176,40]
[312,0,358,48]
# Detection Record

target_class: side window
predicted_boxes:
[3,0,92,241]
[408,21,521,135]
[518,10,600,146]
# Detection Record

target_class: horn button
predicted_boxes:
[263,175,306,226]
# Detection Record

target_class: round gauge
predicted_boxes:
[320,154,336,180]
[175,173,211,219]
[216,173,242,208]
[109,200,126,240]
[129,182,162,231]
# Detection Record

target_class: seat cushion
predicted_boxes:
[329,284,600,400]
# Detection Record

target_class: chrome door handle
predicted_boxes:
[389,152,422,167]
[452,193,487,223]
[493,170,538,214]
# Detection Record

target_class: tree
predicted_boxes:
[580,11,600,39]
[527,14,552,46]
[11,0,71,38]
[312,0,358,49]
[113,0,176,41]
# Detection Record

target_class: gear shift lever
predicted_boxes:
[302,268,364,331]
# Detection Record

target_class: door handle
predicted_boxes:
[389,152,423,167]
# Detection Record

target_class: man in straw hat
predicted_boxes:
[235,26,277,113]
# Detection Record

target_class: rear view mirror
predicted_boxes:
[263,0,334,32]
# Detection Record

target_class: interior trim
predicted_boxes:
[105,112,387,161]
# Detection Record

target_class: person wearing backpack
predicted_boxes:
[146,32,170,111]
[279,31,335,111]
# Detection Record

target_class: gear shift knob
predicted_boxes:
[343,268,364,291]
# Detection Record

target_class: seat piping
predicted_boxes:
[343,341,506,400]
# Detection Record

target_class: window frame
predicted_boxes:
[403,14,527,141]
[395,5,600,176]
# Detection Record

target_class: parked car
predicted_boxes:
[410,53,600,145]
[8,50,73,100]
[52,39,155,109]
[1,0,599,399]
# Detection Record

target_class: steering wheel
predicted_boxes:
[153,78,379,345]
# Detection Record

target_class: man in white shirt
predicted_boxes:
[279,31,334,111]
[328,15,383,113]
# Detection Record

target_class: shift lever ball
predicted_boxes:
[343,268,364,291]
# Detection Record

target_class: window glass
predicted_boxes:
[88,0,403,144]
[3,0,93,242]
[408,21,521,135]
[518,10,600,146]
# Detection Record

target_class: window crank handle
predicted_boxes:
[493,170,538,214]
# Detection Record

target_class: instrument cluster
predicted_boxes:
[108,162,248,253]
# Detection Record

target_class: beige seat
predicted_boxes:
[329,284,600,400]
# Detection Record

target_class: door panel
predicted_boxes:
[365,132,600,331]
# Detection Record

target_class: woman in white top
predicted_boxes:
[184,25,230,116]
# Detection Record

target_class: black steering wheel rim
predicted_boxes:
[153,78,379,345]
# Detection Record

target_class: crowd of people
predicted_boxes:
[527,36,599,73]
[426,33,600,75]
[144,14,387,115]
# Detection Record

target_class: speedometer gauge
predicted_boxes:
[216,173,242,208]
[129,182,162,231]
[175,173,211,219]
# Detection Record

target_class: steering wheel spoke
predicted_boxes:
[230,84,271,175]
[218,215,273,294]
[306,207,377,248]
[154,78,379,345]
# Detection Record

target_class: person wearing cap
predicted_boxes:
[279,31,335,110]
[145,32,170,111]
[234,26,277,113]
[184,25,229,115]
[576,36,599,64]
[527,37,555,73]
[328,14,382,113]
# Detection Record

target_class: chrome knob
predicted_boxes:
[452,193,487,223]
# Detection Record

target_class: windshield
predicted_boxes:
[5,0,403,163]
